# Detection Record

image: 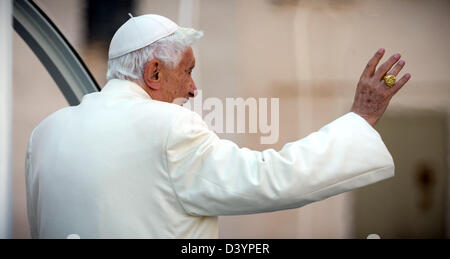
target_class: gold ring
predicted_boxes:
[384,75,396,87]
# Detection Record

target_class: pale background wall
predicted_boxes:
[11,0,449,238]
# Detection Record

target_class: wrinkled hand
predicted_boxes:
[351,48,411,126]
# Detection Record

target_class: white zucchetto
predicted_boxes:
[108,14,179,59]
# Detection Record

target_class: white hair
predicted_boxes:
[106,27,203,84]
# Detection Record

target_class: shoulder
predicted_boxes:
[141,100,205,127]
[34,106,74,130]
[28,106,74,146]
[167,105,208,131]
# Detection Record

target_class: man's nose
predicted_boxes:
[191,82,198,97]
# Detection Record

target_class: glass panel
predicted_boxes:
[14,0,450,239]
[34,0,137,88]
[13,0,99,105]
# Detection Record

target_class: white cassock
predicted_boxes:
[25,79,394,238]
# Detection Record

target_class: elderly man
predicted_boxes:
[25,14,410,238]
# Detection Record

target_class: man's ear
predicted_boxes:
[144,59,162,90]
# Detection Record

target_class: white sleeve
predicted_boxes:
[166,110,394,216]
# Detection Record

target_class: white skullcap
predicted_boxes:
[108,14,179,59]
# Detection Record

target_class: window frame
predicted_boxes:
[13,0,100,106]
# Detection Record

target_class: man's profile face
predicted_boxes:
[144,47,197,105]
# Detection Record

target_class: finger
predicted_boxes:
[388,73,411,95]
[374,53,401,80]
[360,48,385,79]
[386,60,405,77]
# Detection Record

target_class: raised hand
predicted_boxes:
[351,48,411,126]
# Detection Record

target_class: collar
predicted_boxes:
[101,79,152,100]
